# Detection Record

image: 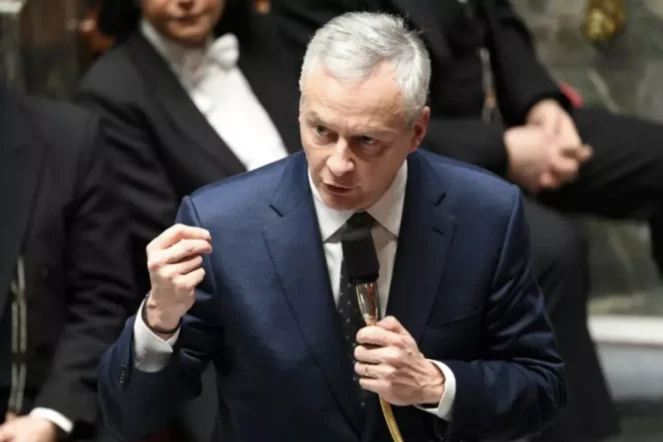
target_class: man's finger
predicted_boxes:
[538,171,562,191]
[559,144,591,161]
[542,113,561,136]
[355,362,397,380]
[376,316,405,334]
[576,144,593,163]
[550,157,580,183]
[147,240,211,273]
[356,326,404,348]
[147,224,211,252]
[358,377,388,395]
[164,239,212,264]
[161,255,204,278]
[0,423,14,442]
[355,345,405,366]
[172,268,206,292]
[559,118,582,146]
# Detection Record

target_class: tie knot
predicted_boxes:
[347,212,375,229]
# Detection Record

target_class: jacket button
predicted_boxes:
[119,365,128,386]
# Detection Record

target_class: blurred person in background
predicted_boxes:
[269,0,663,441]
[0,86,133,441]
[75,0,302,440]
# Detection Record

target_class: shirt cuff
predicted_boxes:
[133,299,181,373]
[30,408,73,434]
[415,360,456,421]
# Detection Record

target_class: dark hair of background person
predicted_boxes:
[97,0,253,42]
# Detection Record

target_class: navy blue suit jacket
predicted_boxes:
[98,150,565,442]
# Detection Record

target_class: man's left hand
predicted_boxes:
[0,416,58,442]
[355,316,445,406]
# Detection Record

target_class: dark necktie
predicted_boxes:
[338,212,375,407]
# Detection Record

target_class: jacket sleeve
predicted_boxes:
[439,188,566,441]
[97,197,222,442]
[33,114,135,429]
[482,0,571,126]
[423,118,509,177]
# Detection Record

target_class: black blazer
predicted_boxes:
[0,89,134,437]
[270,0,569,175]
[75,12,301,296]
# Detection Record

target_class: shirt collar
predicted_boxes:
[309,162,407,241]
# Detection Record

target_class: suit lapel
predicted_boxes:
[0,91,44,319]
[125,33,246,177]
[386,152,455,343]
[238,12,302,155]
[363,152,456,440]
[262,153,364,436]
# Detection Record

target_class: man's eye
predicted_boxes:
[359,136,376,145]
[315,126,328,136]
[357,138,383,156]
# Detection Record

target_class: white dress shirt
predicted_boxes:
[140,21,289,171]
[133,162,456,421]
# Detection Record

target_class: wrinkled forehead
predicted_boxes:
[300,63,406,130]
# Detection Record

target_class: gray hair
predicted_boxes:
[299,12,431,126]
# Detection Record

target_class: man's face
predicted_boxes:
[140,0,224,47]
[299,63,429,211]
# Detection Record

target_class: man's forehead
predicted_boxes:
[302,80,404,124]
[302,63,403,103]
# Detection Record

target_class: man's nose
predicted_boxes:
[326,140,354,176]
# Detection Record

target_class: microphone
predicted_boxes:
[341,226,380,325]
[341,223,404,442]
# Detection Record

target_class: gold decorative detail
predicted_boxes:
[582,0,627,45]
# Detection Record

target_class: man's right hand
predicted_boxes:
[145,224,212,336]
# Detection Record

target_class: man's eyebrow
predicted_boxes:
[305,111,323,122]
[351,126,399,137]
[304,111,397,137]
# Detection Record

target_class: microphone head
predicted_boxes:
[341,227,379,284]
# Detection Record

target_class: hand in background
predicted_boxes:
[526,99,593,188]
[504,125,592,194]
[0,416,57,442]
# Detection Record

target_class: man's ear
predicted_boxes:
[298,95,306,123]
[409,106,430,153]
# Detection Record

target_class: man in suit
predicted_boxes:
[98,12,565,442]
[270,1,655,440]
[0,86,134,441]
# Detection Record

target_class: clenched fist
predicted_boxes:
[144,223,212,336]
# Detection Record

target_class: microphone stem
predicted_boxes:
[354,284,405,442]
